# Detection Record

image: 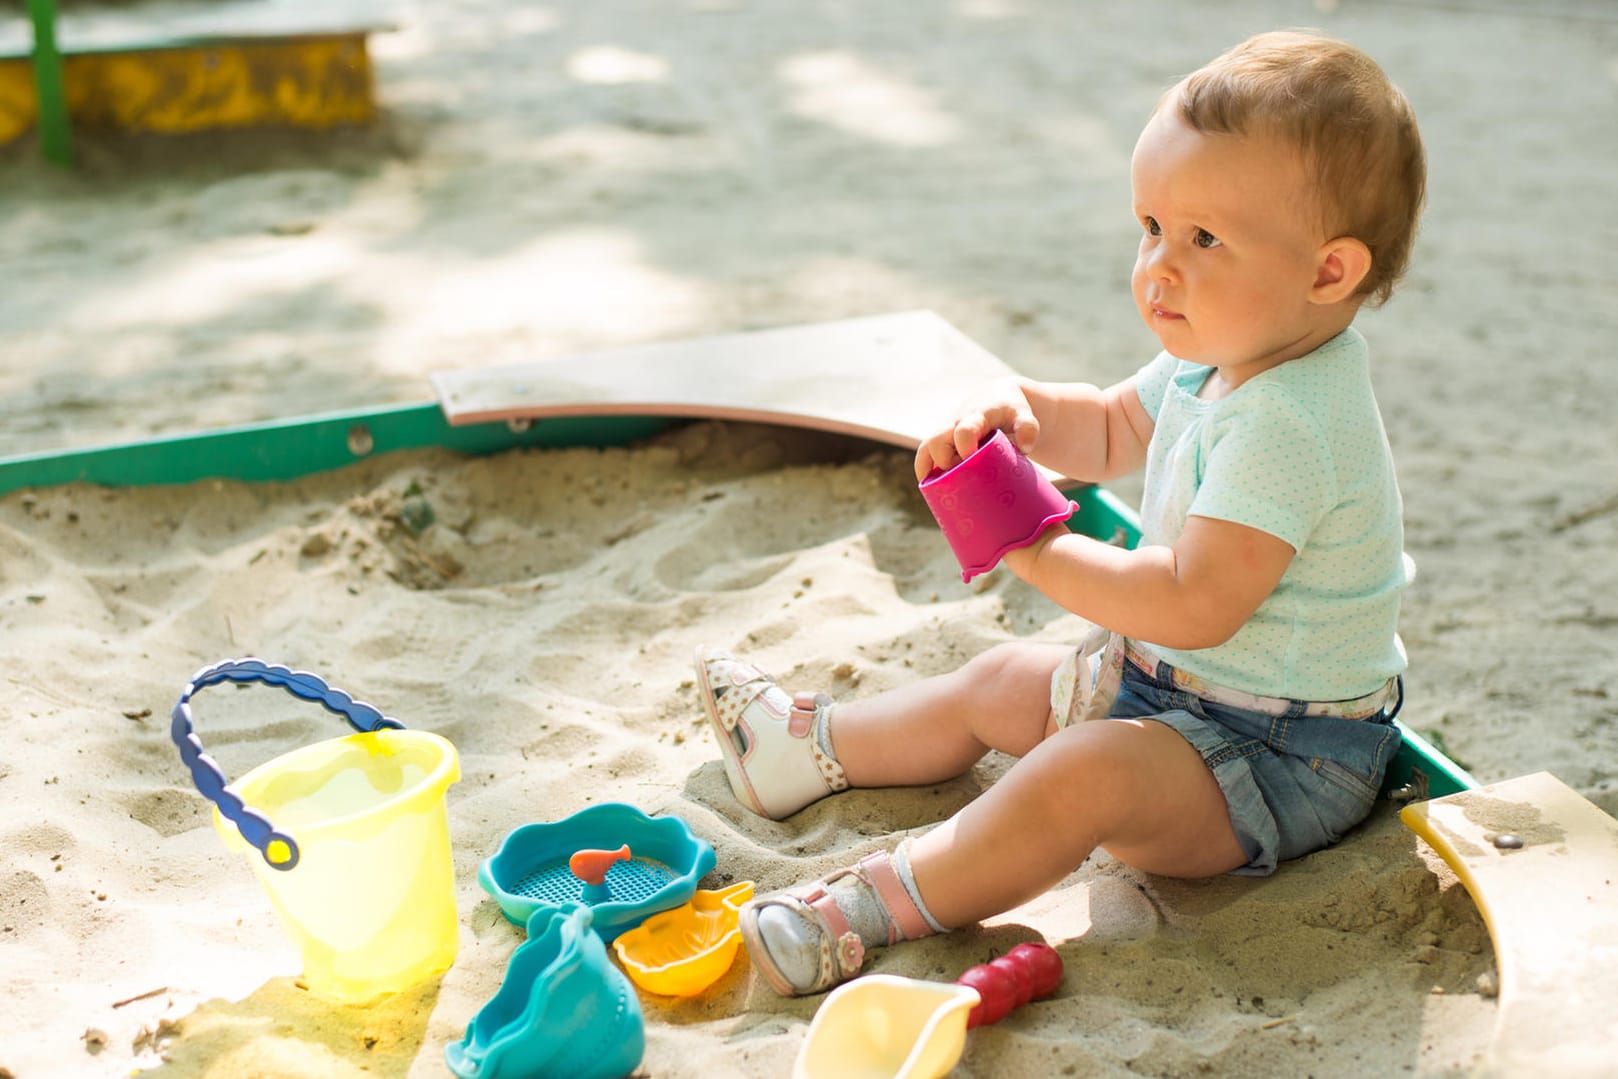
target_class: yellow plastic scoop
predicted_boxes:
[794,974,981,1079]
[611,881,754,997]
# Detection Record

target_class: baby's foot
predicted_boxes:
[694,646,847,819]
[740,849,943,996]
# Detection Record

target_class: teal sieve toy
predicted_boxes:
[478,803,716,943]
[445,903,645,1079]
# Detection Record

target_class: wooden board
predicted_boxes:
[1401,771,1618,1078]
[430,310,1023,453]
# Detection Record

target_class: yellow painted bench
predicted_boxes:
[1401,771,1618,1077]
[2,0,387,165]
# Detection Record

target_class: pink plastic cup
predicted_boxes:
[919,429,1078,582]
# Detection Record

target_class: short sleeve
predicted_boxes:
[1188,389,1336,550]
[1133,350,1180,421]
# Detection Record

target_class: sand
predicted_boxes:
[2,1,1616,1077]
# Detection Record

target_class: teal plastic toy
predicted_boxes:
[445,904,644,1079]
[479,803,716,943]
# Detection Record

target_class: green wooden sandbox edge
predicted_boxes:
[0,401,665,492]
[0,401,1476,800]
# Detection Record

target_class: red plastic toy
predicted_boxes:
[955,942,1063,1027]
[569,845,632,885]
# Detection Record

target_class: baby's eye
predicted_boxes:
[1194,228,1221,249]
[1143,216,1161,237]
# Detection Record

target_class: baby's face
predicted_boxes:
[1129,107,1334,373]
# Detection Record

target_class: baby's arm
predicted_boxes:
[1002,513,1294,650]
[913,376,1153,484]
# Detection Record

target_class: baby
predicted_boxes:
[697,29,1426,996]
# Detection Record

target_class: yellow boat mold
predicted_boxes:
[610,880,754,997]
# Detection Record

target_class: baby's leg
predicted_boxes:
[829,641,1072,787]
[741,693,1247,996]
[696,641,1067,820]
[909,716,1247,927]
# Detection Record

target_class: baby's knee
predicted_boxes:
[961,641,1065,693]
[956,643,1067,744]
[1023,722,1155,811]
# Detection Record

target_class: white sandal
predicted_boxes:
[694,645,847,820]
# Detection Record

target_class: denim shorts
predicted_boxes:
[1110,656,1403,876]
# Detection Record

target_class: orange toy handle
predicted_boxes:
[569,845,631,885]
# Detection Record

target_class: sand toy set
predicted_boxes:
[170,656,1082,1079]
[445,804,726,1077]
[170,661,764,1077]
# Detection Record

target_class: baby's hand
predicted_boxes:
[913,384,1040,481]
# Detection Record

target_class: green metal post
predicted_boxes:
[25,0,73,167]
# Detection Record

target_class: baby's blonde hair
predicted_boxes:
[1167,30,1427,306]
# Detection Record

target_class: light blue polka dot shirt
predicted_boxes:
[1134,327,1411,701]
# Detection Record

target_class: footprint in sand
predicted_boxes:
[0,821,77,938]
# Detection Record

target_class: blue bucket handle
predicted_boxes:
[171,658,405,872]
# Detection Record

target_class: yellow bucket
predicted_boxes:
[174,659,461,1004]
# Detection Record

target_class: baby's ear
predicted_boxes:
[1310,237,1372,305]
